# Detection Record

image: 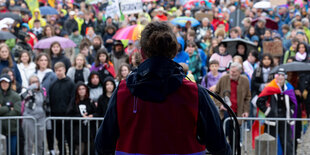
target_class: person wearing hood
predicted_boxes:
[209,42,232,72]
[173,36,189,64]
[87,71,103,104]
[95,21,231,155]
[0,74,21,155]
[12,30,34,60]
[49,41,71,72]
[66,81,96,155]
[95,76,116,117]
[28,8,47,29]
[49,62,75,155]
[110,40,129,75]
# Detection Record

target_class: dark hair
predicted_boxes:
[287,56,295,62]
[34,19,40,23]
[296,42,308,53]
[35,53,52,70]
[236,42,247,54]
[49,41,63,57]
[140,22,178,59]
[94,48,109,67]
[281,24,290,31]
[218,41,227,48]
[74,82,90,105]
[18,50,32,64]
[105,25,116,32]
[248,50,258,61]
[131,52,142,66]
[260,53,274,68]
[291,37,299,43]
[230,28,239,34]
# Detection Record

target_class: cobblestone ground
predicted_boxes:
[237,124,310,155]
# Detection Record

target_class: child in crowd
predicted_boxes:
[201,60,223,92]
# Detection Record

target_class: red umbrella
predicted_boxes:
[251,17,278,30]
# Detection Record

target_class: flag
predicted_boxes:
[25,0,39,14]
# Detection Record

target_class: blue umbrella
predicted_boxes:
[170,16,200,27]
[39,6,58,15]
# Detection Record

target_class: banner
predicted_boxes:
[106,0,120,18]
[270,0,287,6]
[120,0,143,15]
[25,0,39,14]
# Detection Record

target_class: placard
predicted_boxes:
[195,12,213,21]
[270,0,287,6]
[263,41,283,57]
[120,0,143,15]
[106,0,120,17]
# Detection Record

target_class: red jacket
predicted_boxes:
[116,79,205,154]
[211,19,229,32]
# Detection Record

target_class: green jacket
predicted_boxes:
[283,48,296,64]
[188,51,201,82]
[0,89,21,135]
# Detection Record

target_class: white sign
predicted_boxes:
[106,0,120,17]
[120,0,143,15]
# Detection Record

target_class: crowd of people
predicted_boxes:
[1,0,310,154]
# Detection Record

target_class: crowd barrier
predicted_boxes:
[1,116,310,155]
[223,117,310,155]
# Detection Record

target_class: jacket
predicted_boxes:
[51,54,71,72]
[188,51,201,81]
[66,67,90,84]
[95,57,231,155]
[28,8,46,29]
[214,74,251,123]
[49,77,75,116]
[0,88,21,135]
[251,66,274,96]
[64,18,79,35]
[0,60,22,85]
[110,51,129,75]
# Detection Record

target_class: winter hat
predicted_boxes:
[276,68,286,75]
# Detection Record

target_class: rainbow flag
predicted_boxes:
[251,79,297,150]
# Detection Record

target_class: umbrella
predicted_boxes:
[270,62,310,74]
[251,17,278,30]
[184,0,201,9]
[39,6,58,15]
[9,6,31,14]
[0,31,16,40]
[171,16,200,27]
[253,1,271,9]
[219,38,257,56]
[113,24,145,41]
[0,13,22,23]
[34,36,76,49]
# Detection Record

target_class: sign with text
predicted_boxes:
[106,0,120,17]
[120,0,143,15]
[270,0,287,6]
[263,41,283,57]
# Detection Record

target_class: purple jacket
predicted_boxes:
[201,72,223,89]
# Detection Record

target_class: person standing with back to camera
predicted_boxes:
[95,21,231,155]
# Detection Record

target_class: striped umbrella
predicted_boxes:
[113,24,145,41]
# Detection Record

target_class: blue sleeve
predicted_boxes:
[196,85,232,155]
[14,63,22,85]
[95,87,119,155]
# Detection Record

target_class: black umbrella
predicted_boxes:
[9,6,31,14]
[270,62,310,74]
[220,38,257,56]
[0,31,16,40]
[0,12,23,23]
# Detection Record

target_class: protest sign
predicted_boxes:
[106,0,120,17]
[120,0,143,15]
[263,41,283,57]
[270,0,287,6]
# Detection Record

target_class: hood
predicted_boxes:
[177,36,185,52]
[126,57,185,102]
[87,71,101,88]
[75,81,89,96]
[33,8,42,19]
[103,76,116,93]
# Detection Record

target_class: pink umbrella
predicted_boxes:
[113,24,145,41]
[34,36,76,49]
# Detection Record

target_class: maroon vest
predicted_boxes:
[116,79,205,154]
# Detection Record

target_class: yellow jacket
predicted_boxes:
[28,8,47,29]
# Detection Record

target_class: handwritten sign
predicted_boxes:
[263,41,283,57]
[120,0,143,15]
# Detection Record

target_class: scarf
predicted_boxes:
[295,52,307,61]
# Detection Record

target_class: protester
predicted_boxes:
[110,40,129,75]
[95,76,116,117]
[0,74,21,155]
[67,54,90,84]
[256,68,296,155]
[21,75,47,155]
[17,51,36,93]
[49,41,71,71]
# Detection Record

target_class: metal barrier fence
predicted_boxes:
[43,117,104,155]
[223,117,310,155]
[0,116,37,155]
[1,116,310,155]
